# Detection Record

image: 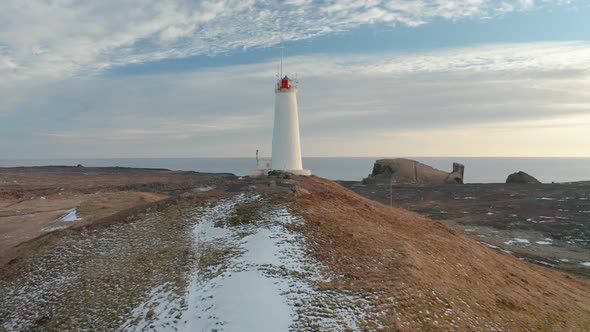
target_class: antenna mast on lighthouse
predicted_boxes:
[278,38,284,79]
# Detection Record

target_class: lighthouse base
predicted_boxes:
[280,169,312,176]
[265,168,312,177]
[249,169,312,177]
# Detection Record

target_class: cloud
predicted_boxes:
[2,42,588,157]
[253,41,590,76]
[0,0,575,81]
[44,114,269,141]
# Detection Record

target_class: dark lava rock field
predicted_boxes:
[340,180,590,278]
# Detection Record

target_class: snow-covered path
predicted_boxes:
[125,194,386,331]
[181,194,299,331]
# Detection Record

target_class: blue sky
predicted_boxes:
[1,0,589,158]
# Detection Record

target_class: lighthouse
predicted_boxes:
[271,75,311,176]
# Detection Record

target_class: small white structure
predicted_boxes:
[251,149,271,176]
[271,75,311,176]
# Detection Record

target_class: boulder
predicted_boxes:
[506,171,541,184]
[363,158,464,185]
[296,188,311,196]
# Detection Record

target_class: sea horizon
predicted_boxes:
[2,157,589,184]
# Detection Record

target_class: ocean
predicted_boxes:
[1,157,589,183]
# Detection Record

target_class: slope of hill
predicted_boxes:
[295,176,590,330]
[340,179,590,278]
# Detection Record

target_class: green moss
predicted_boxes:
[223,200,265,226]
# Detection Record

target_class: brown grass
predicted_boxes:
[294,176,590,331]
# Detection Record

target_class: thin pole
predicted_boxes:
[390,176,393,206]
[280,44,283,78]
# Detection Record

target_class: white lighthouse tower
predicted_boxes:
[271,74,311,176]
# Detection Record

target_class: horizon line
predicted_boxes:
[2,156,590,160]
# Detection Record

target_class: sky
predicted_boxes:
[1,0,589,158]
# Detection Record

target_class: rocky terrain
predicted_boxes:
[341,180,590,278]
[1,167,589,331]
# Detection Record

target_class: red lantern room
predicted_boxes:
[278,75,292,91]
[281,75,290,89]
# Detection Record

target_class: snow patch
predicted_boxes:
[528,259,554,267]
[504,238,530,246]
[480,242,500,250]
[191,186,215,192]
[535,241,552,245]
[41,225,70,233]
[480,241,511,254]
[60,208,82,222]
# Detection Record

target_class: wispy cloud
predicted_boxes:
[0,0,576,80]
[44,114,269,141]
[3,41,586,157]
[249,41,590,77]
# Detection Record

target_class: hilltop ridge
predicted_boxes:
[295,176,590,330]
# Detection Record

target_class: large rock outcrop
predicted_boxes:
[363,158,464,185]
[506,171,541,184]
